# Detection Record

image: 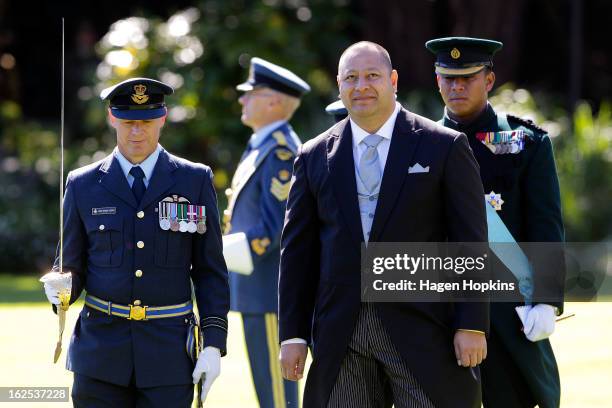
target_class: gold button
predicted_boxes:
[135,270,143,278]
[137,241,144,249]
[99,225,105,231]
[137,211,144,219]
[133,300,141,306]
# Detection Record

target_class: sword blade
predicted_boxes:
[59,17,65,274]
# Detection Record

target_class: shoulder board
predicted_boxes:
[274,147,295,161]
[506,114,547,134]
[272,130,288,146]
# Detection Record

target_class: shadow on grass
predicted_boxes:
[0,274,48,304]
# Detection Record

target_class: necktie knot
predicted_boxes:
[129,166,145,180]
[361,134,383,149]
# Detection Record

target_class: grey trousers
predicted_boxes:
[327,303,435,408]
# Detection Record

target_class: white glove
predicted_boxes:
[40,271,72,306]
[515,304,556,342]
[222,233,254,275]
[192,346,221,404]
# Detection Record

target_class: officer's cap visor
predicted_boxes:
[435,65,486,77]
[236,81,254,92]
[110,106,167,120]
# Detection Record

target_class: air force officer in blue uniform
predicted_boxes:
[42,78,229,407]
[222,58,309,408]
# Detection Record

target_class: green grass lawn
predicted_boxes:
[1,275,611,407]
[0,274,50,304]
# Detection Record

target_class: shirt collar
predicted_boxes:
[114,144,162,182]
[350,102,401,145]
[249,120,287,149]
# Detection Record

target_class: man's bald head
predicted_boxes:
[338,41,393,75]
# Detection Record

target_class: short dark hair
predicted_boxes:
[338,41,393,73]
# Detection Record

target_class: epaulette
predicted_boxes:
[272,130,288,146]
[274,147,295,161]
[506,114,547,134]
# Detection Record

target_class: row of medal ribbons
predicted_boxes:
[158,201,207,234]
[476,130,526,154]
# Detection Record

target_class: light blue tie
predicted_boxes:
[358,134,384,194]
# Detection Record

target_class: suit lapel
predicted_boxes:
[139,150,177,209]
[369,109,422,241]
[327,120,364,247]
[98,154,138,208]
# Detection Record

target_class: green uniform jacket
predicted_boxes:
[441,103,564,408]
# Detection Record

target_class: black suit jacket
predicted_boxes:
[279,108,489,408]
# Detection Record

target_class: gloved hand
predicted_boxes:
[192,346,221,404]
[515,304,556,342]
[40,271,72,306]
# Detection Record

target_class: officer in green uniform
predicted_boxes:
[426,37,565,408]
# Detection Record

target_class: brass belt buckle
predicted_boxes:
[129,305,147,321]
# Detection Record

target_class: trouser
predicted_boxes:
[72,373,194,408]
[242,313,300,407]
[327,303,434,408]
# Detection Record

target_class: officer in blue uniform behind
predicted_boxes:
[222,57,309,408]
[325,99,348,123]
[42,78,230,407]
[426,37,565,408]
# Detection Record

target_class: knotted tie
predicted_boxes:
[129,166,146,203]
[358,134,384,194]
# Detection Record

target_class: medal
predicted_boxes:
[476,130,526,155]
[197,205,207,234]
[170,202,180,231]
[485,191,504,211]
[178,204,188,232]
[159,202,171,230]
[187,204,197,233]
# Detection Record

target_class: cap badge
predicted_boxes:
[450,47,461,59]
[131,84,149,104]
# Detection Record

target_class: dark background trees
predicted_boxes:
[0,0,610,272]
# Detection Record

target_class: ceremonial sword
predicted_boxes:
[42,18,71,363]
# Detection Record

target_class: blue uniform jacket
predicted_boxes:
[56,148,229,388]
[226,123,300,313]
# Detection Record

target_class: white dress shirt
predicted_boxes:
[350,101,401,177]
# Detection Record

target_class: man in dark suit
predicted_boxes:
[426,37,564,408]
[279,41,489,408]
[41,78,229,407]
[223,57,309,408]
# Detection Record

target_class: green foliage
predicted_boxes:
[88,1,358,196]
[2,3,609,274]
[1,1,358,272]
[556,102,612,241]
[0,102,61,272]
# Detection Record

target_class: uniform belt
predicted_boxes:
[85,294,192,321]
